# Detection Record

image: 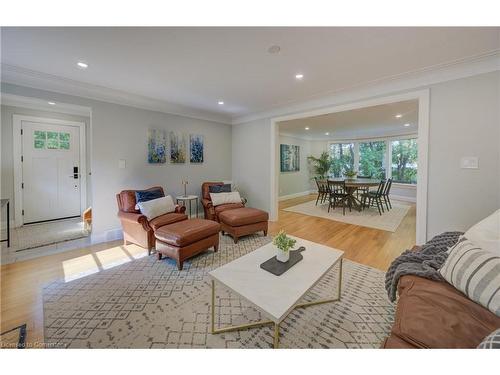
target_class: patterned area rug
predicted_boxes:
[43,234,394,348]
[283,199,411,232]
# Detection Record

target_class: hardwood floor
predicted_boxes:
[0,193,415,347]
[270,194,415,271]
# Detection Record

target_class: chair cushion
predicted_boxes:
[137,195,176,220]
[391,275,500,348]
[464,209,500,255]
[118,186,164,213]
[155,218,220,247]
[149,212,188,231]
[210,192,242,206]
[214,203,245,216]
[218,207,269,227]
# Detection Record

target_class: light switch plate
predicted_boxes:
[118,159,126,169]
[460,156,479,169]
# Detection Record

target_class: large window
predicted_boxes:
[359,141,386,179]
[329,143,354,177]
[327,136,417,184]
[391,139,418,184]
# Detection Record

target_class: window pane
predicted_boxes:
[34,130,46,140]
[34,139,45,149]
[391,139,418,184]
[59,141,70,150]
[47,131,59,149]
[329,143,354,177]
[59,132,70,142]
[359,141,386,179]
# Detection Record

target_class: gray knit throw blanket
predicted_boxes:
[385,231,463,302]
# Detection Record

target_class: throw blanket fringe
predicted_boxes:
[385,231,463,302]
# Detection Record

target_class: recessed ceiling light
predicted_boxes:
[218,101,224,105]
[404,123,411,127]
[295,74,304,80]
[48,101,56,105]
[77,61,88,69]
[395,114,403,118]
[305,127,310,130]
[325,132,330,136]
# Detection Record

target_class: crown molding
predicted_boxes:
[233,50,500,125]
[1,64,232,124]
[1,93,92,117]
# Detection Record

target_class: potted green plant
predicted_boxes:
[307,151,332,179]
[344,170,357,179]
[272,230,297,262]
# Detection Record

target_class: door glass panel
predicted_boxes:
[59,141,70,150]
[47,131,59,149]
[33,130,46,149]
[59,132,70,142]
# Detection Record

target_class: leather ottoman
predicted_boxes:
[218,207,268,243]
[155,218,221,270]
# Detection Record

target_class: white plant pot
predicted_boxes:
[276,248,290,263]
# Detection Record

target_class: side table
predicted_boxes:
[175,195,199,218]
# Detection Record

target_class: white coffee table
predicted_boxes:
[209,236,344,348]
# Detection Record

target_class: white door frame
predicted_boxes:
[270,89,430,244]
[13,115,87,227]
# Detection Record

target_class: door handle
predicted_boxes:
[69,174,80,179]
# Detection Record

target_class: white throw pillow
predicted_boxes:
[440,238,500,317]
[464,209,500,255]
[137,195,175,220]
[210,191,242,207]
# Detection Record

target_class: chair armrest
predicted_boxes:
[201,199,213,209]
[175,205,186,214]
[117,211,151,232]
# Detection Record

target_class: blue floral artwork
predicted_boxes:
[190,134,204,163]
[147,129,167,163]
[170,131,187,163]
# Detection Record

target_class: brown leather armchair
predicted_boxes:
[201,182,245,222]
[116,186,187,254]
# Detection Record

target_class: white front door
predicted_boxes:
[22,121,81,223]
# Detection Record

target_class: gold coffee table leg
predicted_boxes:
[274,323,280,348]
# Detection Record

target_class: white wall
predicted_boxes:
[232,71,500,241]
[426,72,500,238]
[231,118,271,211]
[1,83,233,238]
[1,105,92,218]
[278,135,314,198]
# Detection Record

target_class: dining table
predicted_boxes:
[327,177,381,212]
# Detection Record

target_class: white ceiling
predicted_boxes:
[279,99,418,140]
[1,27,499,121]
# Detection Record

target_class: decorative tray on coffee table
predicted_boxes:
[260,247,306,276]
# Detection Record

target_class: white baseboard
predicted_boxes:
[390,194,417,203]
[278,190,315,201]
[90,228,123,244]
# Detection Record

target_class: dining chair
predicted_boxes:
[382,178,393,211]
[327,180,349,215]
[356,174,372,197]
[314,178,328,206]
[361,179,386,215]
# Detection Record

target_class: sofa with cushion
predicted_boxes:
[116,186,187,254]
[383,210,500,348]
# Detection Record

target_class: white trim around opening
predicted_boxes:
[13,115,87,227]
[270,89,430,245]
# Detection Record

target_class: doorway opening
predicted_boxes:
[269,90,429,267]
